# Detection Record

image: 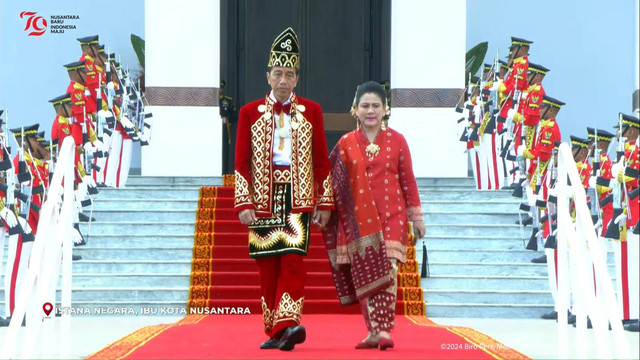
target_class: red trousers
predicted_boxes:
[256,253,306,338]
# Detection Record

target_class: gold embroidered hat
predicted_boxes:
[268,27,300,69]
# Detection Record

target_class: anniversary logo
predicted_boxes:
[20,11,81,36]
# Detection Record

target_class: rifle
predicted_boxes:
[455,72,473,113]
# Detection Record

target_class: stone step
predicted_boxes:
[124,176,222,187]
[93,188,200,199]
[425,303,554,318]
[416,178,476,187]
[85,210,196,222]
[422,275,553,290]
[419,236,532,250]
[425,224,523,237]
[422,262,616,277]
[425,213,520,224]
[71,247,194,260]
[425,289,552,305]
[91,199,197,211]
[52,234,195,248]
[0,288,188,302]
[417,249,615,263]
[421,201,521,213]
[77,222,195,235]
[0,274,190,287]
[419,189,516,201]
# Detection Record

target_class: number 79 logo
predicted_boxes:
[20,11,48,36]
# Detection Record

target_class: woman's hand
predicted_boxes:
[413,220,426,242]
[312,209,331,229]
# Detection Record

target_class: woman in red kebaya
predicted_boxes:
[323,81,426,350]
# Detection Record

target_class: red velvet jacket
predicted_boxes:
[234,93,334,216]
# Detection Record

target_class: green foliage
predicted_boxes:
[131,34,145,68]
[465,41,488,83]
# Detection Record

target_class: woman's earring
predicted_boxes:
[380,120,386,131]
[351,106,360,129]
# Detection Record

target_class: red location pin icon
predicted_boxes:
[43,302,53,316]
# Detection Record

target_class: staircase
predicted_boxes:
[416,177,615,318]
[188,185,425,315]
[0,176,615,318]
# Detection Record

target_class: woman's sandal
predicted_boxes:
[378,337,394,351]
[355,340,378,349]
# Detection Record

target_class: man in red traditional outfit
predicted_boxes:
[234,27,334,351]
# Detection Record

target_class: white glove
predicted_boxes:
[588,176,597,189]
[611,162,623,184]
[92,139,105,153]
[17,216,32,234]
[0,207,18,228]
[521,92,529,99]
[84,141,95,153]
[614,212,627,226]
[120,115,134,130]
[85,89,92,97]
[516,144,527,156]
[72,228,84,245]
[507,108,517,120]
[82,175,96,188]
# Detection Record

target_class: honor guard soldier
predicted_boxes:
[0,110,19,327]
[513,63,549,150]
[2,125,38,327]
[523,96,563,193]
[587,127,616,236]
[571,135,592,190]
[609,113,639,331]
[234,27,334,351]
[498,37,532,123]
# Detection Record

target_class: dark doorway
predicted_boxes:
[220,0,390,174]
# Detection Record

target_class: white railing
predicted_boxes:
[555,142,630,359]
[2,136,76,359]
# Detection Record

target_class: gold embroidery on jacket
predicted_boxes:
[250,102,274,212]
[290,101,314,209]
[234,170,251,207]
[318,173,334,206]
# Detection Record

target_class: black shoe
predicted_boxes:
[72,254,83,261]
[278,325,306,351]
[260,338,279,349]
[522,215,533,226]
[541,311,558,320]
[531,255,547,264]
[624,320,639,332]
[2,316,26,327]
[0,316,9,327]
[568,313,576,325]
[78,213,96,223]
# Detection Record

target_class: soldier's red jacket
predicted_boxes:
[522,83,546,127]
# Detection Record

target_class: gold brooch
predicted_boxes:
[365,142,380,158]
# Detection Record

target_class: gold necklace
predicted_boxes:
[363,129,381,159]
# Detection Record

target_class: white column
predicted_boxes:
[142,0,221,176]
[390,0,467,177]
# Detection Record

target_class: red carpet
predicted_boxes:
[87,314,529,359]
[187,184,426,315]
